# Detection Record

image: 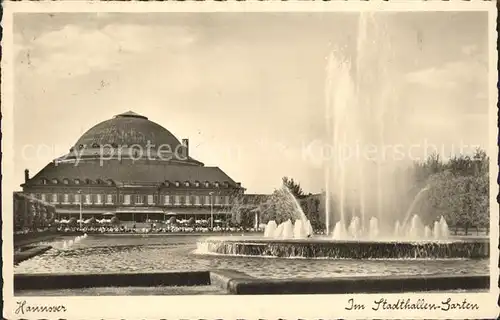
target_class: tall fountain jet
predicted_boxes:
[325,13,384,237]
[325,49,355,232]
[323,13,448,240]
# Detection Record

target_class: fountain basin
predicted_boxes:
[14,245,53,264]
[197,237,489,259]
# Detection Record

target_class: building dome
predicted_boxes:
[60,111,202,165]
[74,111,182,149]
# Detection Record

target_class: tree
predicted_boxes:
[314,199,321,213]
[472,148,489,176]
[424,151,489,234]
[260,179,309,225]
[110,216,120,226]
[267,188,299,224]
[228,194,247,222]
[405,148,489,235]
[168,216,177,225]
[470,172,489,233]
[68,217,78,227]
[87,217,98,226]
[448,155,473,176]
[282,177,304,198]
[257,197,276,224]
[223,193,267,229]
[426,152,444,175]
[232,208,254,229]
[217,190,249,225]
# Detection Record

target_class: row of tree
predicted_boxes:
[420,149,489,234]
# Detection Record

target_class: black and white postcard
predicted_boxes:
[2,1,498,319]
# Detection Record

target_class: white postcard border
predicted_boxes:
[2,1,498,319]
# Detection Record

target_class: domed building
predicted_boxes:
[20,111,245,223]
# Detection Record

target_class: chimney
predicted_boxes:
[182,139,189,159]
[24,169,29,183]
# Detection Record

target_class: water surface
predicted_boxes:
[14,234,489,279]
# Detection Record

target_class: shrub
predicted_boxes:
[68,217,78,227]
[110,216,120,225]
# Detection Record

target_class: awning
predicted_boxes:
[158,207,229,215]
[116,207,164,214]
[56,209,111,214]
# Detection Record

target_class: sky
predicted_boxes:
[13,11,491,194]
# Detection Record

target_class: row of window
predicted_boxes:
[39,178,230,188]
[41,178,114,185]
[35,193,231,206]
[163,181,228,188]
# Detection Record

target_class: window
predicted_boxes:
[96,194,102,204]
[41,178,48,185]
[147,195,154,205]
[106,194,113,204]
[74,179,80,184]
[52,179,58,184]
[85,194,91,204]
[205,195,210,206]
[175,182,180,187]
[205,182,210,188]
[225,195,230,205]
[215,182,220,188]
[185,182,190,187]
[40,194,46,202]
[63,194,69,203]
[195,195,200,205]
[215,196,220,205]
[174,195,180,205]
[52,194,58,203]
[164,195,170,205]
[63,179,69,185]
[185,194,191,205]
[136,195,143,204]
[124,195,131,204]
[195,182,200,187]
[74,194,81,204]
